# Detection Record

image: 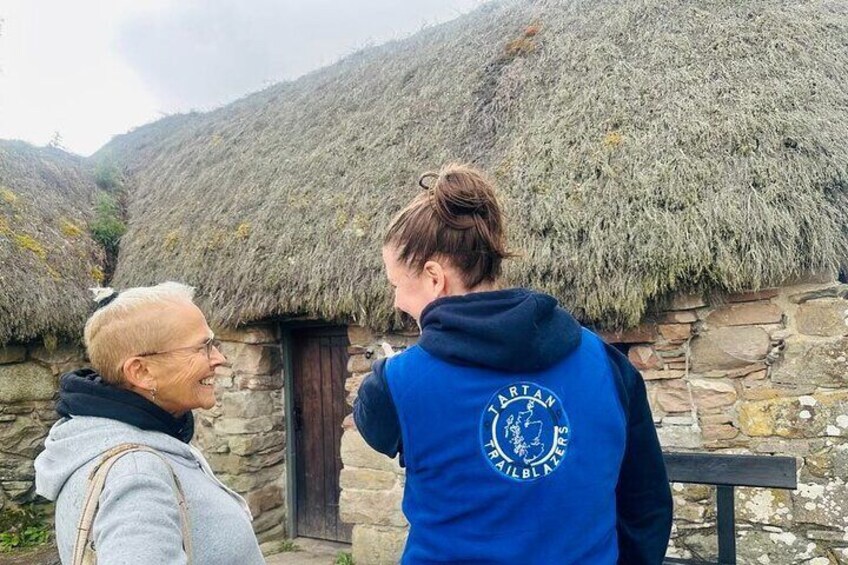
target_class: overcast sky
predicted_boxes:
[0,0,482,156]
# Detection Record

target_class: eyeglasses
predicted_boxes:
[136,336,222,362]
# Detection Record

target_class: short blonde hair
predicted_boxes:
[84,282,196,384]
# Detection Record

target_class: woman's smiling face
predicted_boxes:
[137,302,226,415]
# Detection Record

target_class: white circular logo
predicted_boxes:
[479,382,571,482]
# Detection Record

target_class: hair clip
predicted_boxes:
[418,172,439,190]
[90,287,119,310]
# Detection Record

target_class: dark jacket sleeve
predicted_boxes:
[605,343,673,565]
[353,358,403,462]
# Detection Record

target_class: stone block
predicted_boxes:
[216,325,277,344]
[642,369,685,381]
[246,482,284,516]
[193,427,229,454]
[628,346,663,370]
[340,487,407,527]
[726,289,779,303]
[659,311,698,324]
[0,346,26,365]
[598,324,657,344]
[740,380,814,401]
[345,373,366,395]
[706,302,783,327]
[701,423,738,442]
[0,363,56,402]
[215,415,277,435]
[670,294,707,310]
[0,453,37,483]
[772,336,848,388]
[738,391,848,438]
[220,390,278,419]
[795,298,848,337]
[732,529,829,564]
[340,467,397,491]
[671,495,707,522]
[228,431,285,456]
[208,449,284,475]
[701,363,767,379]
[348,355,373,374]
[252,505,285,534]
[658,324,692,342]
[257,525,287,547]
[804,442,848,480]
[736,488,793,526]
[794,479,848,528]
[352,525,408,565]
[690,327,770,372]
[689,379,737,411]
[341,430,403,474]
[1,480,33,500]
[656,424,701,449]
[29,343,83,365]
[655,380,692,413]
[788,283,848,304]
[348,326,376,346]
[220,342,281,375]
[219,464,284,493]
[235,373,283,391]
[0,417,48,458]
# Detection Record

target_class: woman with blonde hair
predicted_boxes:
[35,282,264,564]
[355,164,672,564]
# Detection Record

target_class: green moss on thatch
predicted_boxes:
[0,140,104,344]
[89,193,127,253]
[102,0,848,330]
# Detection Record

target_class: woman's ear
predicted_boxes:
[122,357,156,392]
[422,260,447,298]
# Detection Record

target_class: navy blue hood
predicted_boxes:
[56,369,195,443]
[417,288,582,373]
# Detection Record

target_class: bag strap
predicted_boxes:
[72,443,194,565]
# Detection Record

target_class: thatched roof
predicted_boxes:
[0,141,103,344]
[103,0,848,329]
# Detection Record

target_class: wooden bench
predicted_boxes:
[662,452,798,565]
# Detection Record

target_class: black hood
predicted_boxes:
[56,369,194,443]
[417,288,582,373]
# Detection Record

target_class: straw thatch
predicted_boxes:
[0,141,103,344]
[102,0,848,330]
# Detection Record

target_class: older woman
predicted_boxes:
[35,282,265,565]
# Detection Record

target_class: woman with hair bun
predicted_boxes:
[354,163,672,564]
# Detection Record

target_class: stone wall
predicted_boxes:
[340,282,848,564]
[0,340,84,509]
[340,326,416,565]
[630,282,847,564]
[193,324,287,546]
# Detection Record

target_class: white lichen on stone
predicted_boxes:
[826,425,841,436]
[799,395,817,407]
[799,410,812,419]
[798,483,825,500]
[836,414,848,429]
[768,531,797,545]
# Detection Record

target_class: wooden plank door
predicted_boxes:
[291,326,353,542]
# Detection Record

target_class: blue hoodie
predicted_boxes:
[354,288,672,564]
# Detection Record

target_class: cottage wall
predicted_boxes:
[0,341,84,509]
[340,281,848,564]
[192,324,287,547]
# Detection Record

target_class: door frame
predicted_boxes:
[280,321,350,541]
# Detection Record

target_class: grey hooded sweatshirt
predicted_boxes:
[35,414,266,565]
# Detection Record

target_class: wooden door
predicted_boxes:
[291,326,353,542]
